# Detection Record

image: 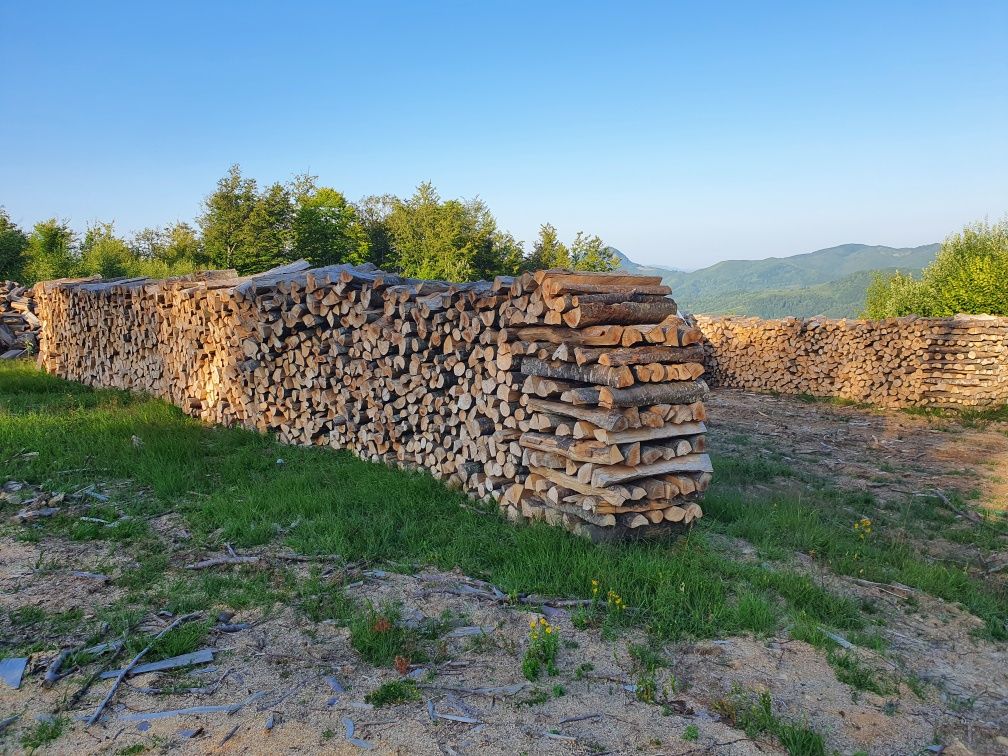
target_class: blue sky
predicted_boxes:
[1,1,1005,269]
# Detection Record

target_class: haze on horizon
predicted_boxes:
[1,1,1005,271]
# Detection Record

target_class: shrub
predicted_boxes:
[864,217,1008,318]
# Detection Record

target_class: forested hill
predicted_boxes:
[615,243,939,318]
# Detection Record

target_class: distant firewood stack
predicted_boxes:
[0,281,40,359]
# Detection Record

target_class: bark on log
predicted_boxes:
[598,379,709,408]
[520,357,635,389]
[563,299,679,328]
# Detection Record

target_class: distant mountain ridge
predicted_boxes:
[613,243,939,318]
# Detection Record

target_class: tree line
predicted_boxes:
[864,217,1008,318]
[0,165,619,284]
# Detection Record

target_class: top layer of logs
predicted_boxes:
[32,262,712,541]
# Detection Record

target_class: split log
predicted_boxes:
[590,454,714,488]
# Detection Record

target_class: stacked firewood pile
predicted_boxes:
[0,281,40,359]
[33,263,712,540]
[496,270,712,539]
[699,314,1008,409]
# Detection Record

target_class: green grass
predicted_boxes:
[2,359,1005,658]
[364,679,420,706]
[790,619,902,696]
[900,403,1008,429]
[705,458,1008,640]
[795,393,873,411]
[3,606,87,658]
[350,604,428,667]
[720,689,825,756]
[21,715,68,751]
[0,360,866,645]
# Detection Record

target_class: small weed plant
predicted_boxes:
[572,579,628,638]
[522,616,559,681]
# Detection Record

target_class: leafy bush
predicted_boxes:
[864,217,1008,318]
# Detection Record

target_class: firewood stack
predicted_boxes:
[497,270,713,540]
[33,263,712,541]
[698,314,1008,409]
[0,281,40,359]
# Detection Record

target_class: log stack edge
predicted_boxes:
[32,264,711,541]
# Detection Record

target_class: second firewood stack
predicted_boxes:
[498,269,712,540]
[0,281,40,359]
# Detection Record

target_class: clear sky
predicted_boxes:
[1,1,1006,269]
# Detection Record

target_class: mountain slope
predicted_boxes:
[609,248,682,279]
[617,243,938,318]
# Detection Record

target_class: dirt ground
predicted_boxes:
[706,390,1008,513]
[2,389,1007,755]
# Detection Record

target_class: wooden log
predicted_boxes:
[524,398,629,431]
[580,344,706,367]
[563,299,678,328]
[591,454,714,488]
[520,358,635,389]
[540,273,665,297]
[519,432,624,464]
[593,421,706,445]
[598,379,709,408]
[512,325,624,346]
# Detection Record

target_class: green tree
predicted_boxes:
[863,270,928,318]
[485,230,525,280]
[0,208,29,281]
[23,218,78,284]
[385,182,517,281]
[236,181,294,274]
[358,194,396,270]
[523,223,570,270]
[159,222,205,271]
[199,166,296,275]
[199,164,259,270]
[79,222,135,278]
[292,178,369,266]
[568,231,619,272]
[863,217,1008,317]
[131,222,206,274]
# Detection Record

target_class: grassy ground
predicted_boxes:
[0,360,866,642]
[2,360,1007,754]
[2,359,1005,644]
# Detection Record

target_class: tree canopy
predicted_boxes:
[7,166,616,284]
[292,178,369,267]
[864,218,1008,318]
[0,208,29,280]
[23,219,77,284]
